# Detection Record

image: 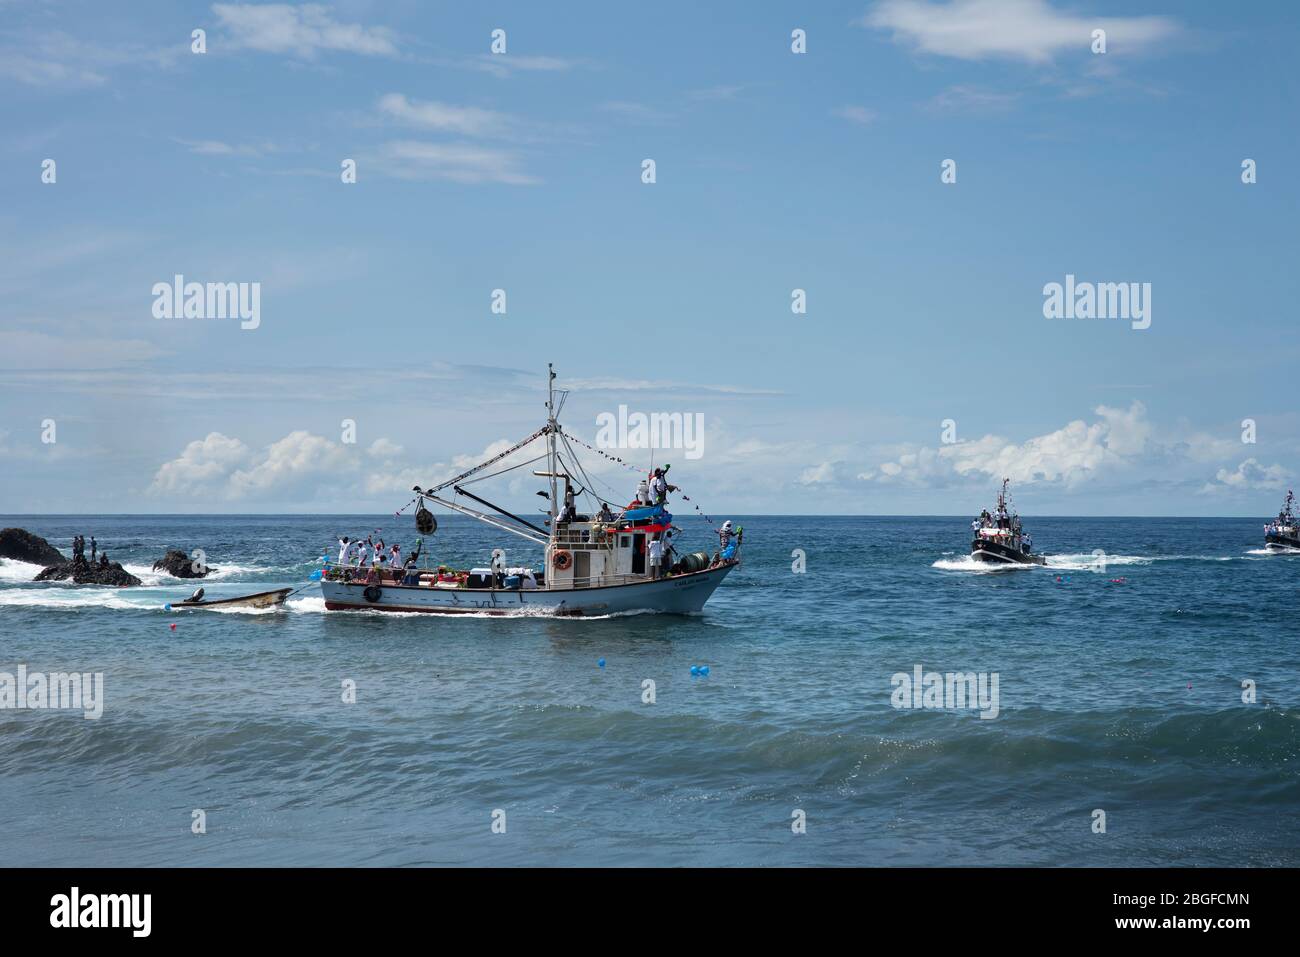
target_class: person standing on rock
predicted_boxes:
[90,536,97,562]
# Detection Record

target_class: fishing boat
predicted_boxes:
[172,587,293,610]
[318,365,741,615]
[1264,490,1300,550]
[970,478,1045,565]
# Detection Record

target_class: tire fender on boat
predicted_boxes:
[363,585,382,603]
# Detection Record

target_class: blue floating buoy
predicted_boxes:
[700,666,710,676]
[690,665,699,675]
[597,658,606,668]
[164,603,172,611]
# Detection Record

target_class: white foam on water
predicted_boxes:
[119,561,268,585]
[0,558,45,583]
[1247,546,1300,556]
[1046,553,1154,570]
[0,588,153,611]
[932,555,1036,573]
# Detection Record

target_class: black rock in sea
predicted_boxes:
[35,555,142,587]
[152,548,213,579]
[0,527,67,566]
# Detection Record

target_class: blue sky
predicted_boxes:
[1,0,1297,515]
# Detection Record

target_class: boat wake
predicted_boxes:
[935,552,1241,573]
[932,555,1037,573]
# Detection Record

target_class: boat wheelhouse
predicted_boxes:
[970,478,1045,565]
[318,365,740,615]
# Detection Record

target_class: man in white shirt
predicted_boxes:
[337,536,351,564]
[648,536,664,579]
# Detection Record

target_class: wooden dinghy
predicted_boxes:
[172,587,293,610]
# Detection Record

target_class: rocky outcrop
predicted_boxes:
[152,549,213,579]
[35,556,142,587]
[0,528,67,566]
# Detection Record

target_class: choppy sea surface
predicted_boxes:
[0,514,1296,867]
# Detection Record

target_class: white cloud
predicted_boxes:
[149,432,252,496]
[929,85,1020,112]
[863,0,1180,63]
[1201,458,1290,494]
[377,93,514,137]
[859,402,1148,488]
[467,54,579,79]
[213,3,398,58]
[0,30,180,88]
[375,140,538,185]
[148,431,518,503]
[0,330,167,370]
[834,105,878,125]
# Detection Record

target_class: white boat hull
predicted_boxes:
[319,562,736,616]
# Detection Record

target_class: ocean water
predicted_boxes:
[0,514,1296,867]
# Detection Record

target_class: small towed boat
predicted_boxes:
[172,587,293,610]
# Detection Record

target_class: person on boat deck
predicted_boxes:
[337,536,351,563]
[389,544,401,569]
[648,535,664,579]
[364,563,381,585]
[635,477,651,506]
[650,467,678,506]
[402,555,419,585]
[558,483,577,524]
[597,502,614,522]
[1023,534,1032,552]
[99,552,109,568]
[371,537,385,566]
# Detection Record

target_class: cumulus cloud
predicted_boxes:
[1201,458,1290,495]
[862,0,1181,63]
[213,3,398,58]
[149,432,252,495]
[148,431,516,503]
[863,403,1145,487]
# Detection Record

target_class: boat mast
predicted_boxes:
[546,364,558,527]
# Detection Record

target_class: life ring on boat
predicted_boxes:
[551,549,573,571]
[363,585,382,603]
